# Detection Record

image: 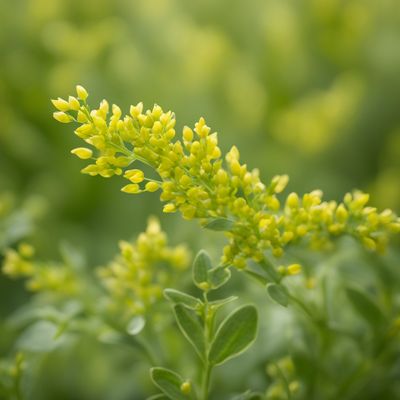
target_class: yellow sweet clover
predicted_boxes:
[53,86,400,269]
[2,243,79,295]
[97,217,190,317]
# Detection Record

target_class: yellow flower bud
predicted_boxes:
[68,96,80,111]
[53,111,73,123]
[145,181,159,192]
[51,98,70,111]
[336,204,348,222]
[180,381,191,395]
[71,147,93,159]
[124,169,144,183]
[183,126,194,142]
[286,192,299,209]
[273,175,289,193]
[287,263,302,275]
[76,85,88,100]
[230,160,241,176]
[121,184,140,194]
[163,203,176,213]
[18,243,35,258]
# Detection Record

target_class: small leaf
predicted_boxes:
[193,250,212,288]
[203,218,234,231]
[150,368,187,400]
[164,289,202,310]
[17,321,62,352]
[345,286,386,327]
[127,315,146,335]
[267,283,289,307]
[243,270,268,285]
[208,266,231,289]
[208,305,258,366]
[173,305,205,359]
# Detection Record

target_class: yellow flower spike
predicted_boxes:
[163,203,176,213]
[121,184,141,194]
[145,181,159,192]
[287,263,302,275]
[68,96,81,111]
[180,381,191,395]
[51,97,70,111]
[152,121,163,134]
[76,85,88,100]
[71,147,93,160]
[124,169,144,183]
[53,111,73,123]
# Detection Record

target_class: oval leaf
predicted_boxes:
[203,218,234,231]
[173,305,205,360]
[208,266,231,289]
[126,315,146,335]
[208,305,258,366]
[345,286,386,327]
[193,250,212,288]
[150,368,187,400]
[267,283,289,307]
[164,289,202,310]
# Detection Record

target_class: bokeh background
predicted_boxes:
[1,0,400,398]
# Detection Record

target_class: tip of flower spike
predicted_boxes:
[71,147,93,160]
[76,85,88,100]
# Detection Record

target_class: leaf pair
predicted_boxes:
[173,304,258,366]
[193,250,230,291]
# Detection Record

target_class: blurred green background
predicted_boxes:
[1,0,400,398]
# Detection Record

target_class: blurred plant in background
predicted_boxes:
[1,0,400,399]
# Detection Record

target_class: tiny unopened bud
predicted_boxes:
[76,85,88,100]
[53,111,73,123]
[287,263,302,275]
[71,147,93,159]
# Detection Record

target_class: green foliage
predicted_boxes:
[208,305,258,366]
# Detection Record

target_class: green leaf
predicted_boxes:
[267,283,289,307]
[150,368,187,400]
[173,305,205,359]
[345,286,386,327]
[243,270,268,285]
[203,218,234,231]
[208,305,258,366]
[17,321,62,352]
[126,315,146,335]
[208,265,231,289]
[192,250,212,289]
[164,289,202,310]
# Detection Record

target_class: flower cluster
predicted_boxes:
[53,86,400,269]
[2,243,79,294]
[97,217,190,318]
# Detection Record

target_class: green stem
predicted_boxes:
[201,292,214,400]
